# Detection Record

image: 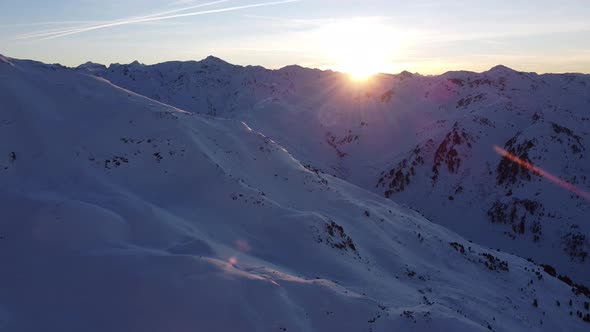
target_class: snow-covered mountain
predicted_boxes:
[1,54,589,331]
[77,57,590,283]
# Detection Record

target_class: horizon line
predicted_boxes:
[2,53,589,76]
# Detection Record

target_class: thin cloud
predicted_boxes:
[15,0,300,41]
[14,0,230,40]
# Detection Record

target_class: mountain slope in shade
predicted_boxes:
[1,55,589,330]
[78,57,590,282]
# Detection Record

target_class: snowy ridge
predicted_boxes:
[78,57,590,282]
[0,57,588,330]
[0,54,12,66]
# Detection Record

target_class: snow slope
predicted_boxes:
[79,58,590,282]
[1,55,589,330]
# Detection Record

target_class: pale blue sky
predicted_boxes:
[1,0,589,74]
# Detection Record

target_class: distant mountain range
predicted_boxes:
[1,53,589,331]
[77,56,590,282]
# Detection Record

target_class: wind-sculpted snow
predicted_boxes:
[78,56,590,283]
[0,56,588,330]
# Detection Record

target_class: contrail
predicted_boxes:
[15,22,109,39]
[14,0,231,40]
[118,0,232,21]
[43,0,299,40]
[16,0,299,40]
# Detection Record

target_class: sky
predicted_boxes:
[1,0,589,75]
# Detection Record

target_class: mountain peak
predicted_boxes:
[77,61,107,71]
[204,55,222,60]
[280,64,304,71]
[486,64,517,74]
[201,55,231,66]
[397,70,415,79]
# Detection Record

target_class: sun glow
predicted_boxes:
[320,18,401,80]
[344,59,384,81]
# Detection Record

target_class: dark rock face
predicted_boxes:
[487,198,545,241]
[431,123,473,184]
[497,136,538,186]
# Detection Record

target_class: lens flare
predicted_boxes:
[235,239,251,252]
[493,145,590,201]
[228,257,238,266]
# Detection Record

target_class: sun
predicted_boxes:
[320,18,400,81]
[342,58,385,81]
